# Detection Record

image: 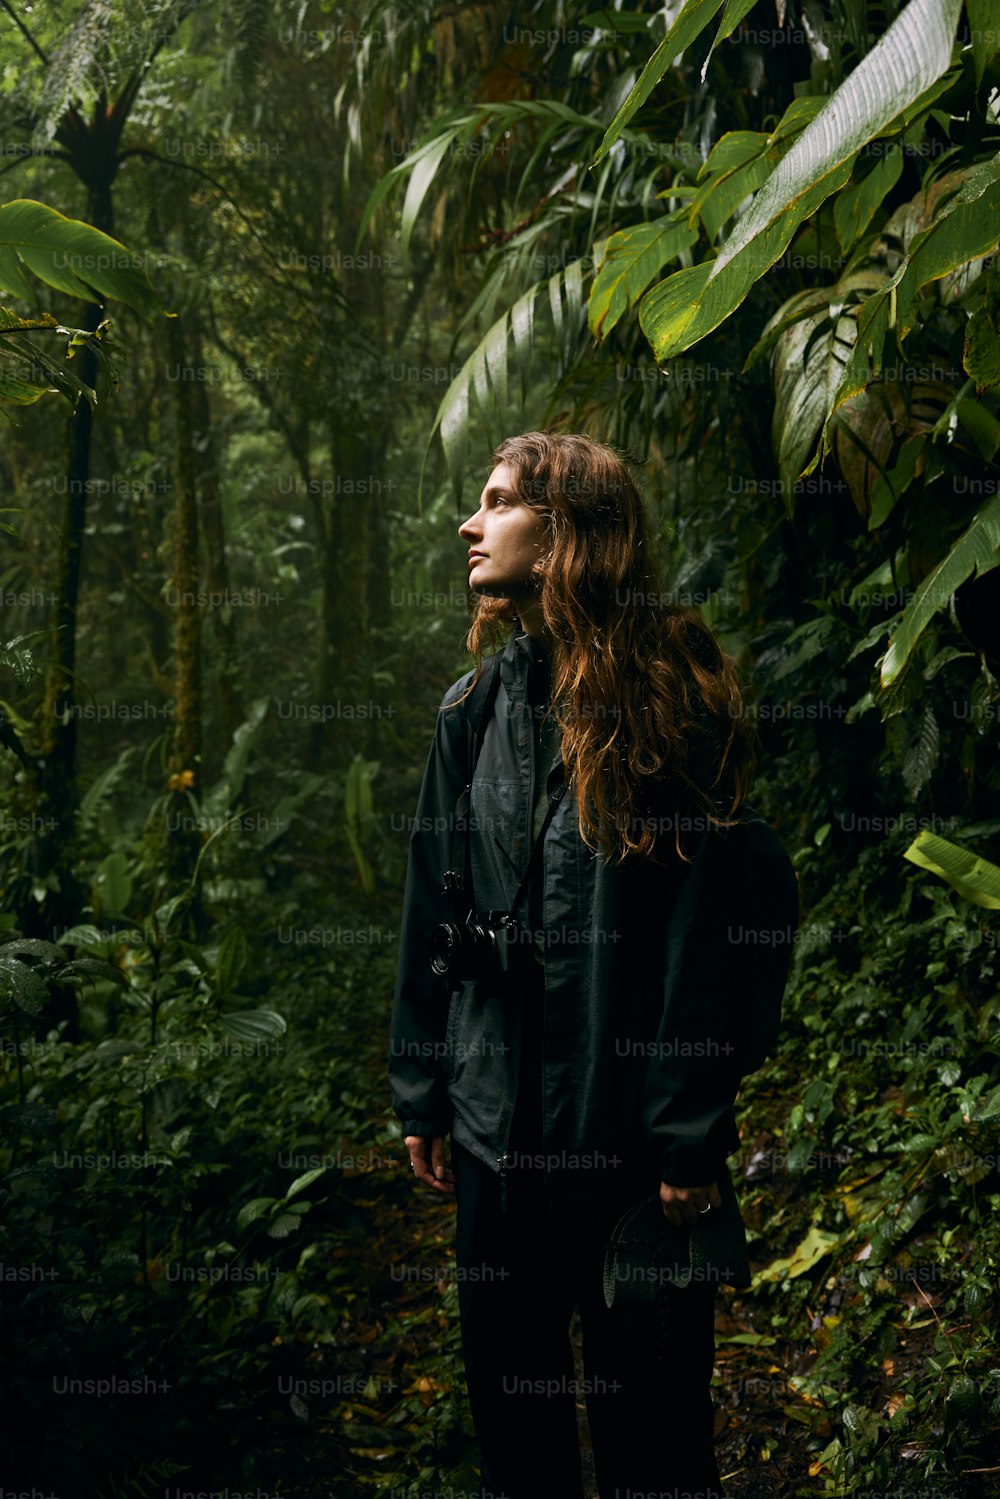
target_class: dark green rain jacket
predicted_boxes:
[388,626,800,1205]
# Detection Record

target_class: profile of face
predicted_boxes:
[458,461,549,603]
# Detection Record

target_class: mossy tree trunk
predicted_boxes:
[189,325,241,766]
[165,315,203,891]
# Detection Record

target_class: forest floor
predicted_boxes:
[256,1011,834,1499]
[226,944,995,1499]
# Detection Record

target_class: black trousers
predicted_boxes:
[452,967,725,1499]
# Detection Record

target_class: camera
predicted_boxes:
[430,908,529,982]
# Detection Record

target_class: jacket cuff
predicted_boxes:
[656,1140,732,1188]
[653,1108,740,1187]
[398,1114,453,1139]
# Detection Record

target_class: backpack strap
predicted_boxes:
[464,651,503,779]
[445,651,503,902]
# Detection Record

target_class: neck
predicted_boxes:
[513,594,549,642]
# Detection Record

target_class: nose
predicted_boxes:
[458,507,484,542]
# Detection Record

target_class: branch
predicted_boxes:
[0,0,48,66]
[0,149,72,179]
[117,145,269,253]
[120,147,323,322]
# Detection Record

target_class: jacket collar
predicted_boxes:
[511,626,551,669]
[501,627,551,702]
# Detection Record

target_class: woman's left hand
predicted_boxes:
[659,1178,722,1228]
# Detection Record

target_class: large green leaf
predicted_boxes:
[199,696,270,822]
[834,144,904,253]
[753,1225,843,1285]
[356,101,602,256]
[638,0,963,359]
[215,927,247,998]
[684,106,829,244]
[0,200,163,318]
[219,1008,287,1041]
[965,0,1000,86]
[0,373,50,405]
[424,262,590,503]
[711,0,961,275]
[588,216,697,339]
[964,259,1000,390]
[770,298,856,509]
[903,831,1000,909]
[589,0,728,169]
[828,156,1000,423]
[881,493,1000,687]
[94,849,133,919]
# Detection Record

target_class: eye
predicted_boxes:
[494,495,510,508]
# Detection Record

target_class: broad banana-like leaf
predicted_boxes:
[400,133,455,260]
[0,315,105,407]
[0,372,50,405]
[747,270,886,508]
[832,382,948,523]
[771,301,857,509]
[965,0,1000,85]
[588,215,698,339]
[881,493,1000,687]
[356,101,603,256]
[903,830,1000,909]
[423,264,588,504]
[964,259,1000,390]
[581,8,659,34]
[828,155,1000,426]
[834,143,903,253]
[0,199,163,317]
[638,0,963,360]
[702,0,764,75]
[589,0,728,169]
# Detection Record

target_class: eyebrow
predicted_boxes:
[483,484,515,501]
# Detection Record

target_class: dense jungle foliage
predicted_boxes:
[0,1,998,1495]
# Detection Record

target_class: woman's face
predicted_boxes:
[458,462,549,601]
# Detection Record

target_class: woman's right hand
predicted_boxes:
[404,1134,456,1195]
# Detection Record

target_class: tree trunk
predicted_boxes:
[27,181,114,1024]
[165,316,203,890]
[189,326,241,765]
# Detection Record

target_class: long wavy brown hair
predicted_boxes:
[455,431,760,866]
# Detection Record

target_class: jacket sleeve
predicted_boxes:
[388,672,475,1139]
[640,810,800,1186]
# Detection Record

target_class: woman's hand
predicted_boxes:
[404,1134,456,1195]
[659,1178,722,1227]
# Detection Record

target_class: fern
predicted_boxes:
[901,702,940,799]
[31,0,116,151]
[94,1456,189,1499]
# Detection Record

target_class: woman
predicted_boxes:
[389,431,799,1498]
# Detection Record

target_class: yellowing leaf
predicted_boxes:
[753,1225,843,1285]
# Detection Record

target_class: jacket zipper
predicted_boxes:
[494,1102,515,1214]
[494,651,540,1216]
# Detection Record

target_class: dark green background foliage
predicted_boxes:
[0,1,998,1494]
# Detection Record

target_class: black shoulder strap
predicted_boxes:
[464,651,503,779]
[444,646,567,915]
[444,651,503,901]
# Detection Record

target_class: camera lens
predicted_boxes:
[430,921,462,977]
